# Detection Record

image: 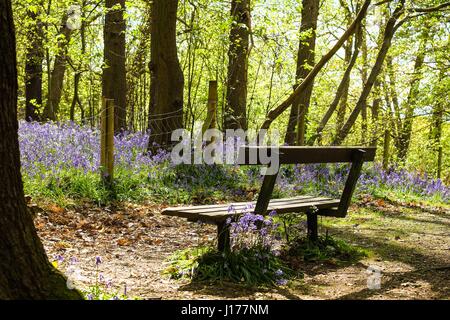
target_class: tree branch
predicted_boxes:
[258,0,372,134]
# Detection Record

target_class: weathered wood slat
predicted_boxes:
[192,198,337,215]
[163,195,329,214]
[193,200,338,218]
[162,196,340,222]
[162,195,316,213]
[254,165,280,213]
[337,149,366,215]
[163,200,339,218]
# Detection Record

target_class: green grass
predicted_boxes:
[22,162,449,210]
[283,235,369,264]
[22,163,254,207]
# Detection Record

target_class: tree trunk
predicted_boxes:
[369,81,381,146]
[335,42,353,139]
[284,0,320,145]
[24,4,44,122]
[103,0,127,132]
[382,129,391,170]
[386,56,402,137]
[224,0,250,130]
[70,72,82,122]
[70,2,87,123]
[333,1,404,145]
[43,14,72,121]
[429,65,445,179]
[128,1,150,131]
[360,17,369,145]
[0,0,82,299]
[430,103,444,179]
[395,33,427,162]
[334,0,354,138]
[148,0,184,151]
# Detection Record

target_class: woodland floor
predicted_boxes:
[32,197,450,300]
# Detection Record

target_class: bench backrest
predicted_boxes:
[237,146,376,218]
[237,146,376,165]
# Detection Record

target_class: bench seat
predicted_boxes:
[162,195,340,223]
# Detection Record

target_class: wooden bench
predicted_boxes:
[162,146,376,252]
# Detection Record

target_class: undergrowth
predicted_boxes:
[163,246,293,287]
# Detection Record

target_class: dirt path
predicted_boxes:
[34,199,450,300]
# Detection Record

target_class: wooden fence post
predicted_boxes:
[100,98,115,184]
[202,80,218,135]
[382,129,390,170]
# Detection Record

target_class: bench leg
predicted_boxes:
[307,213,318,242]
[217,221,230,252]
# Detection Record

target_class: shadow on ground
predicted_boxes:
[177,204,450,299]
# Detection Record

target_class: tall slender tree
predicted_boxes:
[394,32,428,162]
[0,0,82,299]
[335,0,355,139]
[148,0,184,150]
[42,14,73,121]
[103,0,127,132]
[24,2,44,121]
[224,0,251,130]
[284,0,320,145]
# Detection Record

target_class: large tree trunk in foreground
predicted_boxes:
[24,4,44,122]
[148,0,184,151]
[224,0,250,130]
[284,0,319,145]
[43,14,73,121]
[103,0,127,132]
[0,0,82,299]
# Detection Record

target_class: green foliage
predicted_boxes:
[83,284,130,301]
[163,246,294,287]
[22,159,449,207]
[22,162,254,206]
[10,0,450,178]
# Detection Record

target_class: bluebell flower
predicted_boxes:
[275,269,283,276]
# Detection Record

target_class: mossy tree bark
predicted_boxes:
[43,14,73,121]
[103,0,127,132]
[224,0,250,131]
[24,0,44,122]
[148,0,184,151]
[284,0,319,145]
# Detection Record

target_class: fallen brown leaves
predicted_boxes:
[25,196,450,300]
